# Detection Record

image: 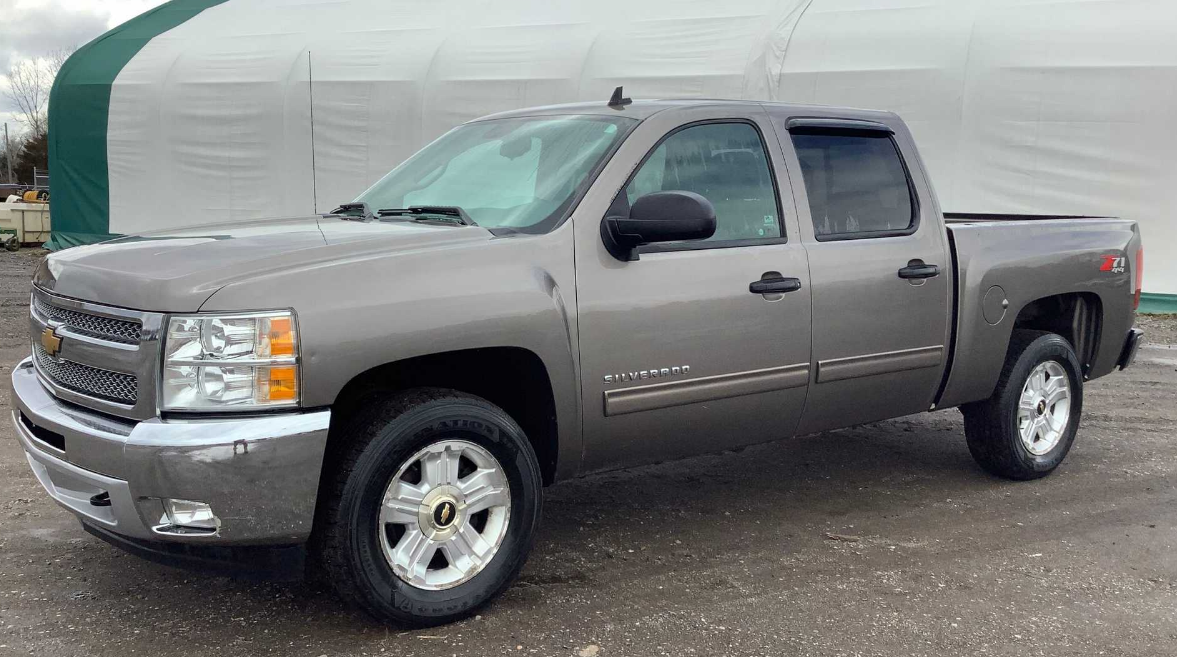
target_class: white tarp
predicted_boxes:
[104,0,1177,293]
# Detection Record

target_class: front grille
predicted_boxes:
[33,294,141,344]
[33,343,138,405]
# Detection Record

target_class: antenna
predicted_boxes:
[607,86,632,109]
[308,50,319,214]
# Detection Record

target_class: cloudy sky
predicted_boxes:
[1,0,167,131]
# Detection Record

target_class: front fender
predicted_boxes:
[199,227,582,478]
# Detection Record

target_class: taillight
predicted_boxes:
[1134,246,1144,310]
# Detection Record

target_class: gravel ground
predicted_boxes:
[1136,313,1177,345]
[1,249,1174,657]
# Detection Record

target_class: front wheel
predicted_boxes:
[961,330,1084,480]
[314,389,542,626]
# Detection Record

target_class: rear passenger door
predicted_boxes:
[772,116,952,435]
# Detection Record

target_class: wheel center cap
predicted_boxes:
[419,485,464,539]
[1037,399,1047,415]
[432,500,457,528]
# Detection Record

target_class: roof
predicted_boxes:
[478,99,762,121]
[478,99,897,124]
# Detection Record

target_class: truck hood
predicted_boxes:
[34,216,494,311]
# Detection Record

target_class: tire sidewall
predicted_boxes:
[340,399,541,624]
[1000,335,1084,474]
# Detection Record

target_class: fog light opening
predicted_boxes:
[154,498,221,535]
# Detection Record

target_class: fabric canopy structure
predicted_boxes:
[47,0,1177,307]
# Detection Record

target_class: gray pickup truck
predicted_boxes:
[12,98,1144,626]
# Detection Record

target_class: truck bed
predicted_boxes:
[937,213,1140,409]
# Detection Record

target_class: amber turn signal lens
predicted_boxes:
[258,366,298,402]
[266,317,296,357]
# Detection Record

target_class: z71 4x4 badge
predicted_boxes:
[1100,255,1126,274]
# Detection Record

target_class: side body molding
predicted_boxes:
[604,364,810,417]
[816,346,944,383]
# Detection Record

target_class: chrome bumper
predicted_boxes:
[11,358,330,545]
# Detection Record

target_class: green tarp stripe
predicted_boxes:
[41,231,124,250]
[46,0,230,251]
[1138,293,1177,315]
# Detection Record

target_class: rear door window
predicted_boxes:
[790,132,916,239]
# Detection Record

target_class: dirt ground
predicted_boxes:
[1,249,1174,657]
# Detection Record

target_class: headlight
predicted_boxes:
[162,311,299,411]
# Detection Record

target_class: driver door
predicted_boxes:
[574,106,813,472]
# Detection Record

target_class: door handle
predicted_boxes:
[898,261,940,280]
[749,276,802,295]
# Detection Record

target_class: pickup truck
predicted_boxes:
[12,98,1144,626]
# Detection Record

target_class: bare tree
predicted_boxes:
[47,48,75,75]
[4,46,77,138]
[5,60,49,136]
[3,129,26,185]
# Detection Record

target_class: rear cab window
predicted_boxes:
[789,128,917,240]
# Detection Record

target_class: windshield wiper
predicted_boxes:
[377,206,477,226]
[328,202,376,221]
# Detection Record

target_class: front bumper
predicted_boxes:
[81,521,307,581]
[11,358,330,546]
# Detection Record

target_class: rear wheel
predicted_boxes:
[315,389,542,626]
[961,331,1084,480]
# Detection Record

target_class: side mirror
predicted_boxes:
[601,191,717,261]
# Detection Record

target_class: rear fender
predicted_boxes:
[937,219,1139,408]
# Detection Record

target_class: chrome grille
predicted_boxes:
[30,287,164,419]
[33,294,141,344]
[33,343,138,405]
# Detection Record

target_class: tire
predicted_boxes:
[313,388,542,626]
[961,330,1084,480]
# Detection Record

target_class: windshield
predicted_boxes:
[356,115,636,233]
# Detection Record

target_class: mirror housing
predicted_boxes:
[602,191,717,261]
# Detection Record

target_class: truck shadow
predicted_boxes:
[518,413,981,588]
[67,413,997,646]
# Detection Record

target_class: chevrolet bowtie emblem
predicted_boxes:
[41,327,63,358]
[433,500,456,528]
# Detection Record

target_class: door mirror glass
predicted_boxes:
[602,191,716,260]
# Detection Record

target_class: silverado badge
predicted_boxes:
[604,365,691,384]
